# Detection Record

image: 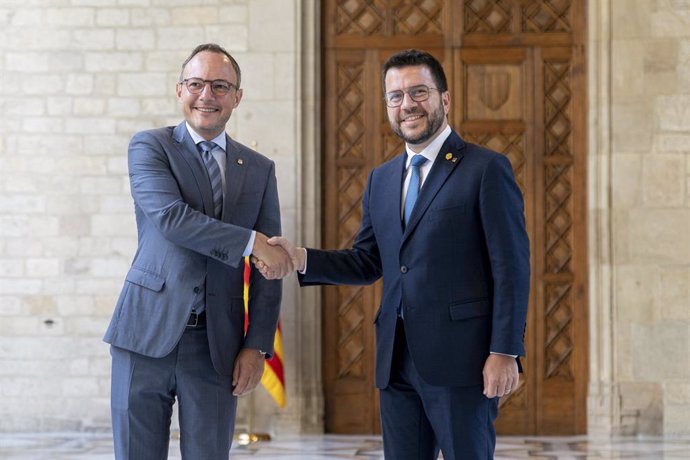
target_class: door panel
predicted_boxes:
[321,0,587,435]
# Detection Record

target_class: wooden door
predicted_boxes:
[321,0,588,435]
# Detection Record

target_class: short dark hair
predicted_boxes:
[381,49,448,93]
[179,43,242,88]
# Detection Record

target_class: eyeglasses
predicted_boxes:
[384,85,442,108]
[179,78,238,96]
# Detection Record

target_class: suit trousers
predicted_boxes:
[379,319,498,460]
[110,324,237,460]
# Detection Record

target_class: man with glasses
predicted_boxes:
[104,43,291,459]
[261,49,530,459]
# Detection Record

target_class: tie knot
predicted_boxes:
[410,154,427,168]
[197,141,217,154]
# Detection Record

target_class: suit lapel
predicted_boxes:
[172,122,215,218]
[222,136,248,222]
[402,131,465,244]
[380,154,407,241]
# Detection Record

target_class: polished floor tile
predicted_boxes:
[0,433,689,459]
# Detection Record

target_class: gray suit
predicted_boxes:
[104,122,281,459]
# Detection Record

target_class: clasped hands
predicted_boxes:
[251,234,302,280]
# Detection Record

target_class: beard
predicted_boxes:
[390,102,445,146]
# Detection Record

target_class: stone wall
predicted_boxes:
[588,0,690,436]
[0,0,319,434]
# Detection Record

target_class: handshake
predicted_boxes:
[251,233,305,280]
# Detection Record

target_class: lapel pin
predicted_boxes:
[445,152,457,162]
[237,159,244,165]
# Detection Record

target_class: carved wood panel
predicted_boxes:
[323,0,588,435]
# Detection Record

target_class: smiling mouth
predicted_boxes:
[401,114,424,123]
[195,107,219,113]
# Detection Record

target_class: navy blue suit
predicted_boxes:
[300,130,529,459]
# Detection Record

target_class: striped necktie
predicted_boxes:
[197,141,223,219]
[403,154,428,227]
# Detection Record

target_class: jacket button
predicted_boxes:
[193,286,201,294]
[400,266,408,273]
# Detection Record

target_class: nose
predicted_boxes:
[400,91,418,109]
[199,81,214,97]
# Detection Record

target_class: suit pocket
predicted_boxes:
[449,299,490,321]
[125,266,165,292]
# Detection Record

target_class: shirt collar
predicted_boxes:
[404,125,452,167]
[185,122,227,151]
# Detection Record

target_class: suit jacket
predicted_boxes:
[300,130,530,389]
[104,122,282,376]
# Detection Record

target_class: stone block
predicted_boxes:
[22,75,64,95]
[651,9,690,37]
[0,296,22,315]
[248,0,295,52]
[56,296,95,316]
[72,29,115,50]
[79,177,125,195]
[85,52,143,72]
[25,258,60,277]
[107,97,142,117]
[655,133,690,152]
[171,6,219,25]
[29,216,60,237]
[156,27,204,50]
[96,8,130,26]
[641,154,685,207]
[240,52,275,100]
[116,29,155,50]
[91,214,136,237]
[45,8,95,27]
[627,208,690,264]
[611,0,653,38]
[59,215,91,237]
[612,103,653,152]
[46,97,73,116]
[219,5,248,23]
[615,265,655,323]
[656,95,690,131]
[655,266,690,320]
[612,40,645,100]
[130,7,171,27]
[205,25,248,52]
[612,154,642,208]
[0,279,42,295]
[5,98,46,117]
[618,381,663,435]
[117,73,167,97]
[6,52,50,72]
[0,259,23,277]
[22,117,64,134]
[65,74,94,95]
[632,321,690,380]
[64,117,116,135]
[74,97,106,116]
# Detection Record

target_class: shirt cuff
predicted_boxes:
[298,248,308,274]
[242,231,256,257]
[490,351,518,358]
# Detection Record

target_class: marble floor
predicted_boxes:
[0,432,689,459]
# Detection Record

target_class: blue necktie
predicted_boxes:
[197,141,223,219]
[403,154,428,227]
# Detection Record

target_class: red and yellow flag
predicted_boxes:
[243,257,286,408]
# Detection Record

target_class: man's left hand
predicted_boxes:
[232,348,265,396]
[482,353,518,398]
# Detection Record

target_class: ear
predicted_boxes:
[175,83,183,102]
[233,88,244,108]
[442,90,450,116]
